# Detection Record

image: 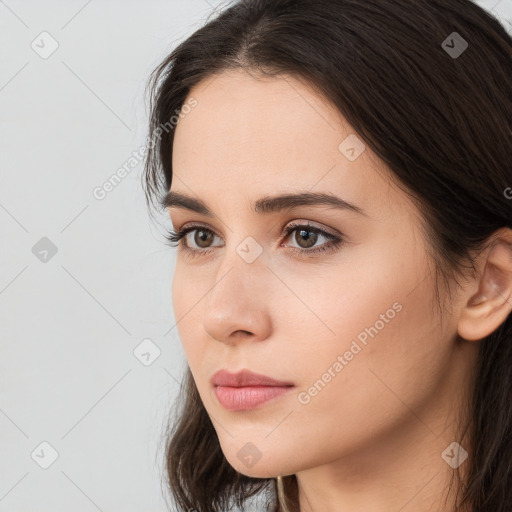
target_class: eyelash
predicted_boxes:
[164,222,344,259]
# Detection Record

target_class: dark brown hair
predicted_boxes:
[142,1,512,510]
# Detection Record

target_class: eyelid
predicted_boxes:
[176,220,340,243]
[166,220,345,259]
[284,220,340,239]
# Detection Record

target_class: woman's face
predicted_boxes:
[168,68,477,479]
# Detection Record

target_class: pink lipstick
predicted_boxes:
[211,369,294,411]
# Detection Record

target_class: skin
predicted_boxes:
[167,68,512,512]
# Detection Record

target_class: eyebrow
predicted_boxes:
[162,190,368,217]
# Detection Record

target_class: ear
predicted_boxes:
[457,228,512,342]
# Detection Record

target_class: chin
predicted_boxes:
[229,461,280,479]
[215,430,302,478]
[222,448,295,479]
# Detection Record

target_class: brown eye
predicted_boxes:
[294,228,318,249]
[165,222,344,259]
[283,222,344,257]
[193,229,215,248]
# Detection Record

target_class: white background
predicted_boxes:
[1,1,510,511]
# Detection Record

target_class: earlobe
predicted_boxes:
[457,229,512,342]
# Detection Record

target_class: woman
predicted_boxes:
[142,1,512,511]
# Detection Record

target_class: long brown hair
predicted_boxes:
[142,1,512,510]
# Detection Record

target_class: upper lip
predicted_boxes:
[211,369,294,387]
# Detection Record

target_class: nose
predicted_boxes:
[202,251,272,346]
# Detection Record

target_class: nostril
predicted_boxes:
[234,330,253,337]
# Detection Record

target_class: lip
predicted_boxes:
[211,369,295,411]
[210,369,294,387]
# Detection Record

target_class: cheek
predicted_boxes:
[171,269,206,363]
[286,265,447,446]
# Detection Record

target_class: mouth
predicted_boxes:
[213,385,294,411]
[211,369,295,411]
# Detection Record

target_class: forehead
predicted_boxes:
[173,69,345,169]
[171,68,405,217]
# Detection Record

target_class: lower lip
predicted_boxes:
[214,385,294,411]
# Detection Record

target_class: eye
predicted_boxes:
[165,222,344,258]
[281,222,343,255]
[176,227,223,250]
